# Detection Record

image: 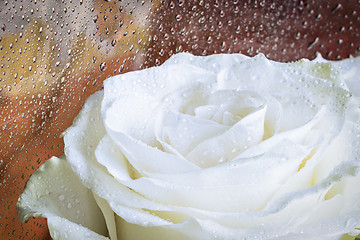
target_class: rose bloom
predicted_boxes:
[18,53,360,240]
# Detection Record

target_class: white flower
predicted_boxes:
[18,53,360,240]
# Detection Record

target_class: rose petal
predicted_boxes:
[193,195,359,240]
[269,109,360,203]
[155,89,268,159]
[313,120,360,184]
[95,135,135,181]
[105,127,200,174]
[17,157,109,238]
[335,57,360,97]
[217,54,349,134]
[169,180,360,240]
[64,92,171,213]
[202,90,267,124]
[156,110,229,157]
[116,139,311,212]
[138,113,360,236]
[150,139,311,186]
[262,95,282,139]
[102,62,216,145]
[237,106,330,159]
[47,216,109,240]
[93,194,118,240]
[185,105,266,168]
[314,55,360,98]
[115,215,213,240]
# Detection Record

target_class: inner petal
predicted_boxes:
[156,110,229,157]
[106,126,200,175]
[204,90,266,125]
[186,105,267,168]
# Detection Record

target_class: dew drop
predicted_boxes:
[119,64,124,73]
[93,15,98,23]
[58,195,65,201]
[169,1,175,8]
[99,62,107,71]
[220,41,226,51]
[219,10,225,18]
[175,14,182,21]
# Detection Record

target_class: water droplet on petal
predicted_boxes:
[58,195,65,201]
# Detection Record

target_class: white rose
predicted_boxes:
[18,53,360,240]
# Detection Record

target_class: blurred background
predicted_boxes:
[0,0,359,239]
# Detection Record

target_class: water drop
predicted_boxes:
[307,37,319,49]
[219,10,225,18]
[93,15,98,23]
[119,64,124,72]
[331,3,342,13]
[199,16,205,24]
[58,195,65,201]
[175,14,182,21]
[220,41,226,51]
[99,62,107,71]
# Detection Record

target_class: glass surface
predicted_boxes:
[0,0,359,239]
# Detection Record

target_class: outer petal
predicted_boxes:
[335,57,360,97]
[115,215,214,240]
[93,194,118,240]
[315,55,360,98]
[63,91,173,227]
[217,54,349,134]
[47,216,109,240]
[17,156,109,239]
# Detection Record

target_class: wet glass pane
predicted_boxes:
[0,0,359,239]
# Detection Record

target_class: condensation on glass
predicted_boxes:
[0,0,359,239]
